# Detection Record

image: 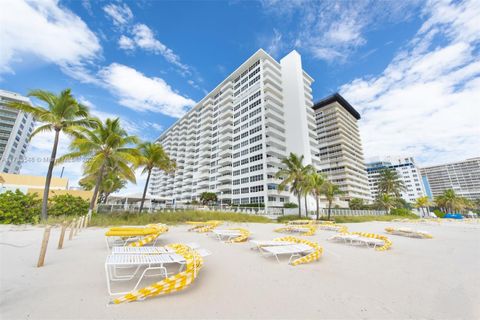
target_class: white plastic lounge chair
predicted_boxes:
[249,240,295,250]
[328,234,360,244]
[259,244,313,263]
[213,229,242,241]
[111,242,201,254]
[105,249,211,296]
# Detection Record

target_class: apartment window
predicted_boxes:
[241,187,249,194]
[241,140,249,147]
[233,170,240,176]
[241,177,249,184]
[268,196,276,202]
[249,99,261,109]
[233,161,240,167]
[241,115,249,122]
[250,196,264,204]
[233,179,240,185]
[233,199,240,204]
[250,174,263,182]
[241,198,249,204]
[249,91,261,101]
[249,116,262,126]
[241,168,249,174]
[250,154,263,162]
[241,158,249,165]
[233,152,240,158]
[233,189,240,195]
[249,68,260,78]
[250,134,262,143]
[250,144,262,153]
[249,125,262,135]
[241,149,249,156]
[241,132,249,139]
[249,61,260,71]
[249,75,260,85]
[250,164,263,172]
[250,185,264,193]
[249,108,261,118]
[241,99,249,106]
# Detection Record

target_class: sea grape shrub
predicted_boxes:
[48,194,89,217]
[0,190,41,224]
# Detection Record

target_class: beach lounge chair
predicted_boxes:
[105,224,168,248]
[385,227,433,238]
[213,228,251,242]
[105,248,211,296]
[249,240,295,250]
[111,243,200,254]
[259,244,314,264]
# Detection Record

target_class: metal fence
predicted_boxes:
[97,204,385,217]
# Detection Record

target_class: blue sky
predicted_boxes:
[1,0,479,194]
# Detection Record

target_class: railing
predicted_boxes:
[97,204,386,217]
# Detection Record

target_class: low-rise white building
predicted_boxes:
[366,156,426,203]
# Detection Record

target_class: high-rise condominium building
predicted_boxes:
[366,156,426,203]
[150,50,319,207]
[420,157,480,201]
[313,93,371,202]
[0,90,35,174]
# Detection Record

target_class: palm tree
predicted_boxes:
[377,193,396,214]
[322,181,343,220]
[79,169,127,203]
[276,153,314,217]
[200,192,217,205]
[377,168,405,197]
[307,172,326,220]
[7,89,96,220]
[414,196,431,217]
[136,142,175,212]
[57,118,139,217]
[435,189,459,213]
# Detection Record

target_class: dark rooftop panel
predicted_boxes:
[313,93,361,120]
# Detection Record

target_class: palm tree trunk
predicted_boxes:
[104,192,111,204]
[88,163,105,218]
[304,195,308,218]
[327,201,332,221]
[41,129,60,221]
[297,194,302,217]
[139,168,152,213]
[316,196,320,220]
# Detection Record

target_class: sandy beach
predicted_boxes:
[1,221,479,319]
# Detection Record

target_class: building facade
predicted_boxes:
[0,90,35,174]
[149,50,319,207]
[420,157,480,201]
[313,93,371,202]
[366,156,426,203]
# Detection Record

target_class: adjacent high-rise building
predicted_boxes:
[313,93,371,202]
[149,50,319,207]
[366,156,426,203]
[0,90,35,174]
[420,157,480,201]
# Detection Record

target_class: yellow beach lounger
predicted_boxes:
[105,224,168,248]
[186,220,222,233]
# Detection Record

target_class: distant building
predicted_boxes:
[0,172,93,200]
[313,93,371,202]
[0,90,35,174]
[366,156,426,203]
[420,157,480,201]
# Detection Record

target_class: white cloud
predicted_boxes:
[118,24,191,75]
[99,63,196,118]
[103,3,133,27]
[340,0,480,166]
[265,29,283,58]
[0,0,101,74]
[118,35,135,50]
[260,0,420,63]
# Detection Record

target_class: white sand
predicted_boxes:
[1,221,479,319]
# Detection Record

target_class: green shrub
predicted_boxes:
[48,194,89,217]
[390,208,414,216]
[277,215,310,223]
[433,209,445,218]
[0,190,41,224]
[89,210,271,226]
[283,202,298,208]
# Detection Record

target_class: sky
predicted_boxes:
[1,0,479,195]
